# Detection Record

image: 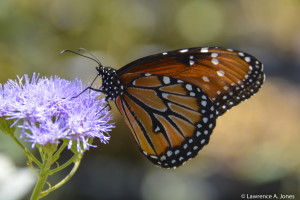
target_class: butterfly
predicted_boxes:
[61,47,265,169]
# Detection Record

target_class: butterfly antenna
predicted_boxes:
[60,49,103,67]
[78,48,103,66]
[60,48,104,98]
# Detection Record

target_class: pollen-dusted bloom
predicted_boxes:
[0,73,114,152]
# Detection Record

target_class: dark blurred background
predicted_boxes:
[0,1,300,200]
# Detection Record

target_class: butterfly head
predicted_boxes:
[60,49,125,101]
[96,66,124,101]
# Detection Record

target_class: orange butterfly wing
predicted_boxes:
[115,74,216,168]
[118,47,265,116]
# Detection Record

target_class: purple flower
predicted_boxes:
[0,73,114,152]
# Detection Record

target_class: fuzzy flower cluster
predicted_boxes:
[0,73,114,153]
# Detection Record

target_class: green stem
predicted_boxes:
[9,134,42,168]
[49,153,79,175]
[52,140,68,162]
[37,146,45,162]
[30,151,53,200]
[40,153,83,198]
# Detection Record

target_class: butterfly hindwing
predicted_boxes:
[115,73,217,168]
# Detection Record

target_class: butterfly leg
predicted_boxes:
[72,73,102,98]
[102,102,112,111]
[72,86,104,98]
[104,97,112,111]
[73,86,112,111]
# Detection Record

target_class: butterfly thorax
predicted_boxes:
[96,66,124,101]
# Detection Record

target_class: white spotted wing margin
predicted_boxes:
[212,51,265,116]
[114,74,217,168]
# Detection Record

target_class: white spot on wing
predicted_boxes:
[211,58,219,65]
[211,52,218,57]
[154,126,160,132]
[160,156,166,161]
[201,100,207,107]
[245,57,251,63]
[200,47,209,53]
[238,52,245,57]
[217,70,225,76]
[202,76,210,82]
[162,93,168,99]
[167,151,173,157]
[163,76,170,84]
[179,49,188,53]
[190,92,195,96]
[186,84,192,91]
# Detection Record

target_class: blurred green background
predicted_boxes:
[0,0,300,200]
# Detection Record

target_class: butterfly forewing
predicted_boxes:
[115,74,216,168]
[117,47,265,116]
